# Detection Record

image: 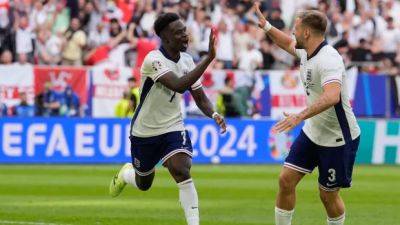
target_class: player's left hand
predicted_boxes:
[273,112,303,133]
[213,113,227,134]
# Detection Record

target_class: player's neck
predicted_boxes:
[161,45,180,62]
[305,38,326,59]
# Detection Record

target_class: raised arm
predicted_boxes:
[253,2,296,56]
[273,82,341,133]
[157,29,216,93]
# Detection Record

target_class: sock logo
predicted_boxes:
[134,158,141,168]
[191,206,198,209]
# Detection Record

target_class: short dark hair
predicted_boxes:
[154,13,180,36]
[297,10,327,35]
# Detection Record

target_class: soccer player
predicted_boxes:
[109,13,226,225]
[254,3,361,225]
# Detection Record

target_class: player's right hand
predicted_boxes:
[253,2,267,29]
[207,28,217,60]
[213,112,227,134]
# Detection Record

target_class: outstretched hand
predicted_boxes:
[273,112,303,133]
[207,28,217,60]
[253,2,267,29]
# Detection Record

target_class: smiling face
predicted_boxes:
[162,20,189,52]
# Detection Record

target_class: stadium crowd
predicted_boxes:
[0,0,400,117]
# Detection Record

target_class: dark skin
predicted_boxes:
[134,19,226,190]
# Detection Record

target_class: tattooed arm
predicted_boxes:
[273,82,341,133]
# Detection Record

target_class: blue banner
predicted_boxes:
[353,74,387,117]
[0,118,302,164]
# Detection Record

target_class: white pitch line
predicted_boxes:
[0,220,71,225]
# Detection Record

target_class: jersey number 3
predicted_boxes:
[328,168,336,182]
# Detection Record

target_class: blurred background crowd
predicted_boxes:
[0,0,399,118]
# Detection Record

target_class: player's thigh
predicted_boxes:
[279,166,306,189]
[284,130,318,174]
[317,137,360,191]
[161,131,194,183]
[130,135,163,177]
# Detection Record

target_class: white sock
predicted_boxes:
[275,207,294,225]
[327,213,345,225]
[122,167,137,188]
[178,179,199,225]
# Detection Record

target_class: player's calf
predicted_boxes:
[165,153,199,225]
[319,188,345,224]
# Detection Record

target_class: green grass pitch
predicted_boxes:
[0,165,399,225]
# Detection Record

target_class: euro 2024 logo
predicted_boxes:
[268,128,294,161]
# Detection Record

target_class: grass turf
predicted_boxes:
[0,165,399,225]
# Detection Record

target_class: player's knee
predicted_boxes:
[319,190,338,205]
[137,182,152,191]
[169,165,191,182]
[278,173,295,192]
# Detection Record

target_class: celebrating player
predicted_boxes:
[109,13,226,225]
[254,2,361,225]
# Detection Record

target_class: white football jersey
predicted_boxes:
[295,41,361,147]
[130,48,202,137]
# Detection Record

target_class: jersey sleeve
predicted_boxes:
[319,55,344,87]
[140,53,171,82]
[187,57,203,91]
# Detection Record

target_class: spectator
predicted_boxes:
[84,19,127,66]
[188,9,207,55]
[15,15,34,63]
[78,0,96,33]
[381,17,400,63]
[348,10,375,47]
[0,97,7,116]
[109,18,124,38]
[14,92,34,117]
[88,23,110,49]
[0,49,12,64]
[268,8,285,30]
[233,22,251,61]
[238,42,263,71]
[14,53,30,65]
[350,39,372,62]
[41,82,61,116]
[115,90,134,118]
[36,28,63,65]
[50,1,70,34]
[127,23,157,69]
[60,86,80,117]
[127,76,140,109]
[30,0,49,31]
[370,37,385,61]
[260,39,275,69]
[139,1,158,34]
[216,19,234,69]
[216,76,241,117]
[62,17,86,66]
